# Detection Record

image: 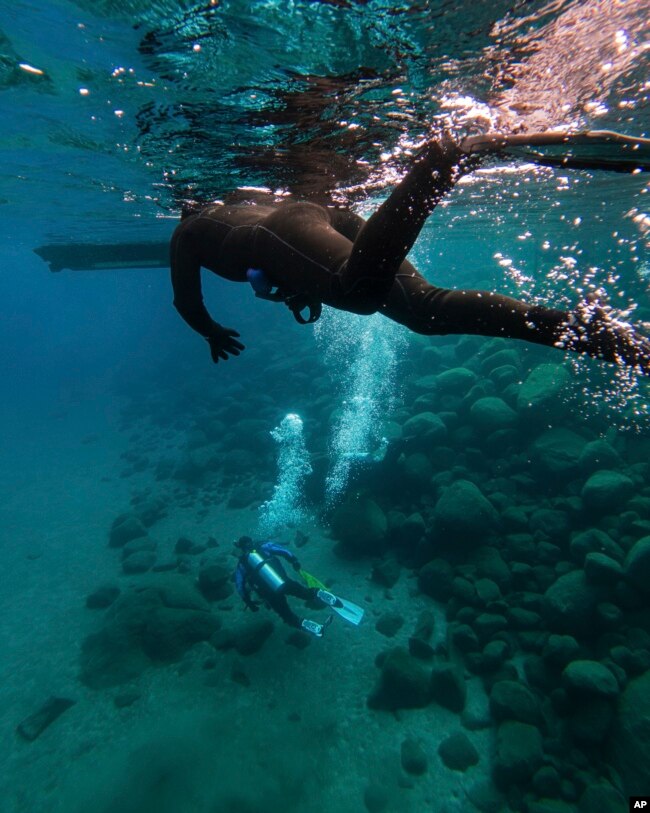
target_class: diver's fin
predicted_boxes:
[334,598,364,626]
[460,129,650,173]
[319,592,364,626]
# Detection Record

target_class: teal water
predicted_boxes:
[1,1,650,811]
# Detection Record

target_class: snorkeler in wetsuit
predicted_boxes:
[170,131,650,374]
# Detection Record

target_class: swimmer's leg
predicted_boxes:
[337,138,480,310]
[382,271,650,373]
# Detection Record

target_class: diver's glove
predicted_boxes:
[205,322,245,363]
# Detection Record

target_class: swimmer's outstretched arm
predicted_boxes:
[170,218,244,363]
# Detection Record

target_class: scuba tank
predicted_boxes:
[245,549,285,593]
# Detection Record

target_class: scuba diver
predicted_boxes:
[171,129,650,375]
[234,537,362,637]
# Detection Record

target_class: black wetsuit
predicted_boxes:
[170,138,650,371]
[235,543,318,628]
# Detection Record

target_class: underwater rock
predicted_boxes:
[430,663,466,712]
[493,721,543,789]
[114,689,141,708]
[400,452,433,484]
[401,411,448,448]
[122,550,156,574]
[578,781,626,813]
[469,397,517,433]
[371,557,401,588]
[532,428,586,476]
[16,696,76,741]
[516,363,570,419]
[471,546,511,589]
[86,584,120,609]
[417,558,454,601]
[436,366,479,394]
[527,801,575,813]
[331,496,387,554]
[389,510,426,550]
[434,480,499,542]
[401,737,428,775]
[109,513,147,548]
[541,634,581,668]
[233,619,274,656]
[569,528,623,564]
[529,508,570,542]
[79,580,217,688]
[489,680,541,725]
[611,669,650,794]
[132,496,167,527]
[532,766,561,798]
[581,470,634,514]
[375,613,405,638]
[542,571,599,636]
[450,624,480,654]
[228,483,258,509]
[198,563,232,601]
[438,732,479,771]
[465,779,505,813]
[578,439,622,473]
[568,695,615,744]
[480,348,521,374]
[122,536,156,560]
[584,552,623,586]
[175,537,205,555]
[363,784,389,813]
[624,536,650,596]
[367,647,430,710]
[562,660,620,698]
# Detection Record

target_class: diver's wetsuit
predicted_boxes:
[235,542,318,628]
[171,138,650,372]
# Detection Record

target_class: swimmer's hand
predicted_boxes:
[206,323,245,363]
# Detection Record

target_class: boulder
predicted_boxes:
[122,551,156,574]
[418,558,454,601]
[79,580,218,688]
[562,660,620,698]
[532,429,587,476]
[233,619,274,656]
[610,670,650,794]
[581,470,634,513]
[435,367,478,394]
[367,647,430,710]
[625,536,650,595]
[86,585,120,609]
[516,363,570,418]
[434,480,499,541]
[542,570,599,636]
[401,411,447,445]
[401,737,428,775]
[331,496,387,554]
[493,721,543,788]
[430,663,466,713]
[198,563,233,601]
[469,397,517,432]
[109,514,147,548]
[578,440,622,473]
[375,613,405,638]
[438,732,479,771]
[489,680,541,725]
